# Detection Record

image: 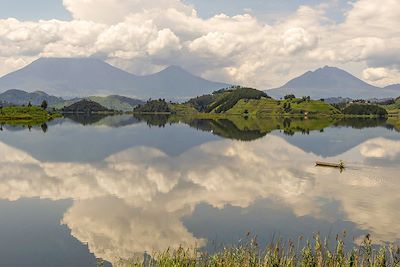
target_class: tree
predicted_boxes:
[41,100,48,110]
[284,94,295,100]
[28,102,32,107]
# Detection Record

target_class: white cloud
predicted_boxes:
[362,67,400,86]
[363,67,390,82]
[279,27,318,55]
[1,0,400,89]
[148,29,181,56]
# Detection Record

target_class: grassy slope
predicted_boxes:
[0,106,61,125]
[226,97,280,116]
[215,97,340,116]
[169,103,198,114]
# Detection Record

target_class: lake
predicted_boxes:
[0,115,399,266]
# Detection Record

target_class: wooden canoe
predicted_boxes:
[315,161,345,168]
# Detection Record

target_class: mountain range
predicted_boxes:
[0,58,399,100]
[0,58,230,100]
[267,66,400,99]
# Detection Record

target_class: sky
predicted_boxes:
[0,0,399,88]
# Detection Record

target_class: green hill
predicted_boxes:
[343,103,388,117]
[183,87,340,117]
[188,87,268,113]
[62,99,111,113]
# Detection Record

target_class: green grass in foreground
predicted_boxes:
[107,234,400,267]
[0,106,61,125]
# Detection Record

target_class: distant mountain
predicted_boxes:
[0,58,230,100]
[134,65,229,100]
[267,66,400,99]
[384,84,400,90]
[0,89,63,106]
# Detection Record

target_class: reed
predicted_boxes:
[111,234,400,267]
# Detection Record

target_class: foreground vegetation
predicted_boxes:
[110,234,400,267]
[0,105,60,125]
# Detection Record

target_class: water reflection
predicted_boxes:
[1,117,400,265]
[134,114,336,141]
[64,114,142,128]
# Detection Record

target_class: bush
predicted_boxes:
[134,99,171,113]
[284,94,296,100]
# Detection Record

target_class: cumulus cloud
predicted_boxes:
[1,0,400,93]
[363,67,390,82]
[362,67,400,86]
[279,27,318,55]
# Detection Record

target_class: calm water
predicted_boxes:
[0,115,399,266]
